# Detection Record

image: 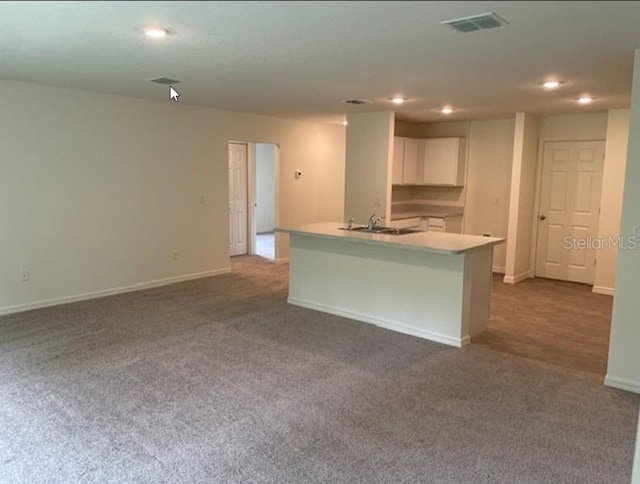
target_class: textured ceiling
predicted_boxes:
[1,1,639,124]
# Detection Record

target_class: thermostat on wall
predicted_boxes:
[295,169,302,179]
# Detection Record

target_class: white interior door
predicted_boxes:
[535,140,604,284]
[228,143,248,256]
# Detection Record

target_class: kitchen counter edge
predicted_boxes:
[276,223,504,255]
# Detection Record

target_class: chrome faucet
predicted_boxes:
[367,213,381,230]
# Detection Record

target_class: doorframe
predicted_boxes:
[530,137,606,279]
[229,140,280,261]
[247,142,257,256]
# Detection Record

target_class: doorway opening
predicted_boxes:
[228,141,279,261]
[254,143,277,260]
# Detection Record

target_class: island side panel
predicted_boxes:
[287,233,467,347]
[461,245,494,342]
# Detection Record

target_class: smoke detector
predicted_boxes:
[442,12,509,33]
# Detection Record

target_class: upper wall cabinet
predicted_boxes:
[392,137,420,185]
[421,137,467,186]
[392,137,404,185]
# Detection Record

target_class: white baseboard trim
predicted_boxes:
[492,266,505,274]
[503,271,532,284]
[0,268,231,317]
[592,285,614,296]
[604,375,640,394]
[288,297,465,348]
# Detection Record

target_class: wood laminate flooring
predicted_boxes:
[474,274,613,376]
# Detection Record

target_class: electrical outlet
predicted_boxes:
[20,269,30,282]
[199,194,206,206]
[172,250,179,261]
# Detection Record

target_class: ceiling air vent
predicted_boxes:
[442,12,508,33]
[148,77,180,85]
[341,98,372,105]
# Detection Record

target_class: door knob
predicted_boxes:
[538,214,546,221]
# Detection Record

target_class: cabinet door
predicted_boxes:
[392,137,404,185]
[422,138,466,186]
[390,217,421,229]
[402,138,419,184]
[426,217,445,232]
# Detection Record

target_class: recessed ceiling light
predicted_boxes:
[441,106,454,115]
[391,97,406,105]
[577,95,594,104]
[342,120,348,126]
[542,80,561,89]
[144,27,169,38]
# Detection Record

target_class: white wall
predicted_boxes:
[539,112,608,140]
[255,143,275,233]
[606,50,640,394]
[505,113,540,283]
[465,119,515,273]
[594,109,630,295]
[344,111,394,224]
[0,80,345,314]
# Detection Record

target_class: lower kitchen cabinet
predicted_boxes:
[422,216,462,233]
[390,217,422,229]
[390,216,462,233]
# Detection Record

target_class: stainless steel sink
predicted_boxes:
[391,228,423,235]
[338,226,422,235]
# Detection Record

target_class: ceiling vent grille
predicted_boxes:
[341,98,372,105]
[149,77,180,85]
[442,12,508,33]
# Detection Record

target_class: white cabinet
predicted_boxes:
[423,217,444,232]
[390,217,422,229]
[422,216,462,233]
[392,137,420,185]
[421,137,466,186]
[390,216,462,233]
[392,137,404,185]
[402,138,419,184]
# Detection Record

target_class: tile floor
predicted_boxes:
[256,232,275,260]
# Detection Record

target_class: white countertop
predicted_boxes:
[276,222,505,255]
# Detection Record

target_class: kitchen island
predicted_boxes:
[276,222,505,347]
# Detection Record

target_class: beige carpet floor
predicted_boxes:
[0,256,638,483]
